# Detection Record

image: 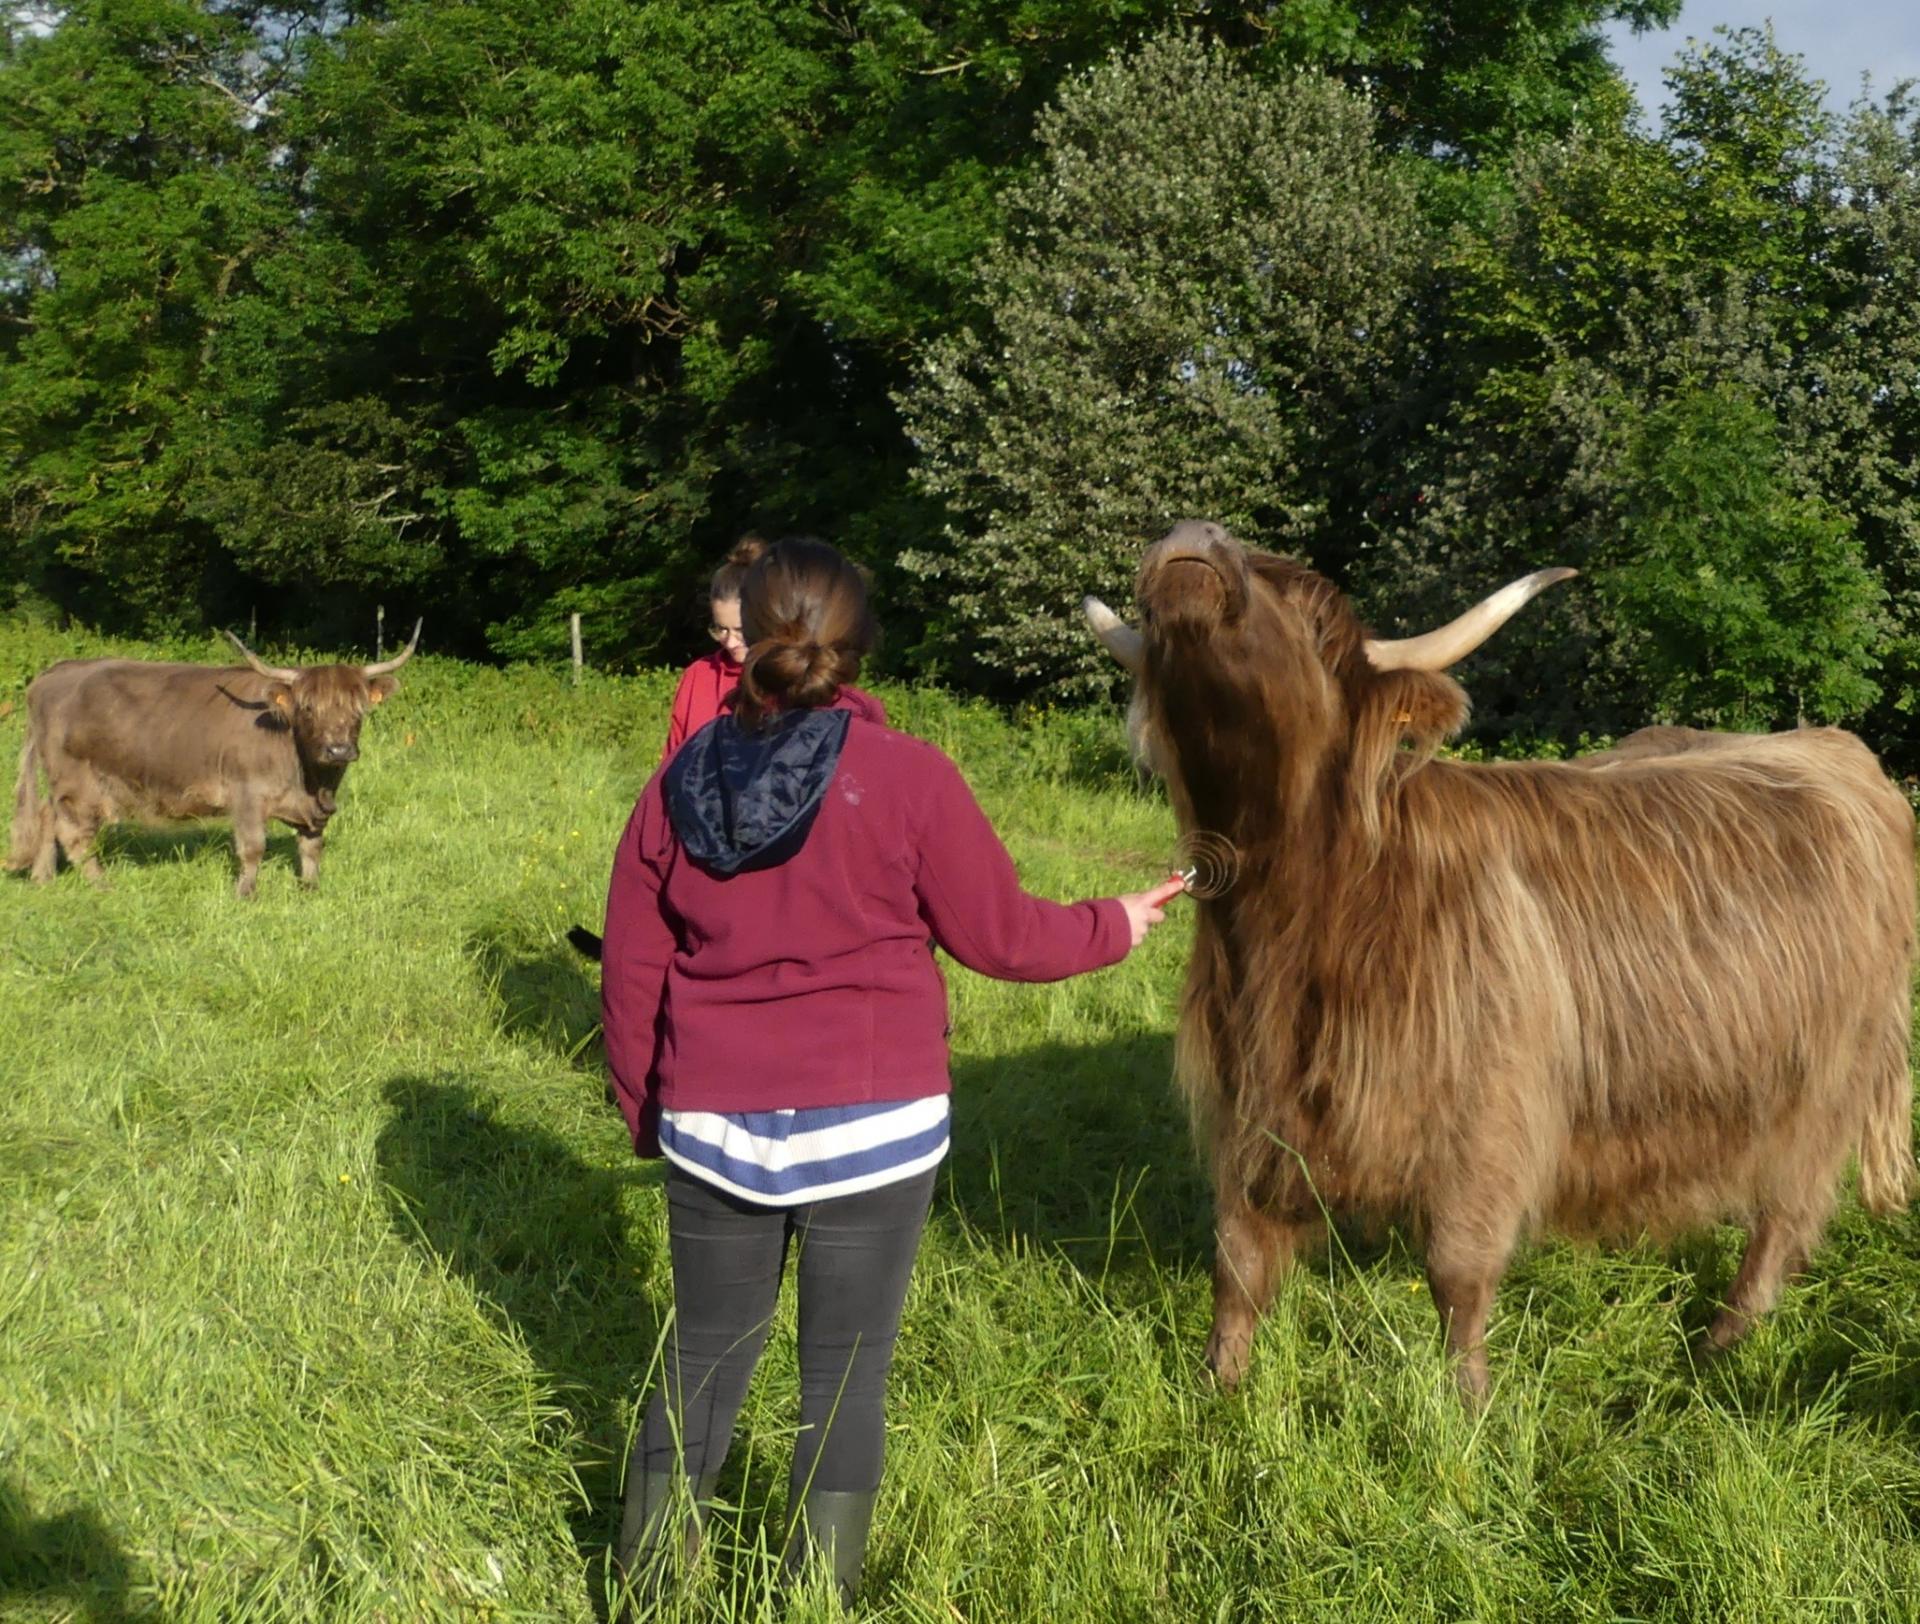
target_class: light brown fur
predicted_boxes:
[1117,526,1915,1402]
[5,658,399,898]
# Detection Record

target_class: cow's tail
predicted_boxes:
[1858,1007,1916,1216]
[4,729,49,875]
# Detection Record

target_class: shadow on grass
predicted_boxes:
[940,1037,1919,1429]
[375,1074,663,1619]
[465,926,603,1062]
[941,1032,1213,1283]
[99,823,297,873]
[1771,1320,1920,1431]
[4,822,300,887]
[370,1035,1214,1613]
[1692,1233,1920,1434]
[0,1476,158,1623]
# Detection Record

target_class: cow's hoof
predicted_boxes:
[1698,1309,1753,1359]
[1204,1330,1251,1392]
[1441,1341,1494,1410]
[235,880,257,900]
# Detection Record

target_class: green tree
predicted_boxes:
[899,31,1423,695]
[245,0,1278,661]
[1246,0,1679,164]
[0,0,1699,663]
[1805,86,1920,740]
[1361,27,1920,748]
[1600,386,1883,727]
[0,0,298,626]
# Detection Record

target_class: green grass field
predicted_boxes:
[3,621,1919,1623]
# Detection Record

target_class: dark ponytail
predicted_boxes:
[734,537,878,730]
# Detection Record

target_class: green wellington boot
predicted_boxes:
[614,1468,721,1619]
[781,1487,879,1608]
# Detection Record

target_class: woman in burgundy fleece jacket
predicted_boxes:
[601,537,1181,1610]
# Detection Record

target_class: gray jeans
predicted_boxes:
[634,1162,936,1493]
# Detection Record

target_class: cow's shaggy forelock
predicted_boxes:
[276,664,392,761]
[1138,548,1469,857]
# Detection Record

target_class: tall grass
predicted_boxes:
[2,623,1917,1623]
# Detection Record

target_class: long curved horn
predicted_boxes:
[1363,568,1577,673]
[1083,597,1144,676]
[362,618,422,677]
[224,630,300,684]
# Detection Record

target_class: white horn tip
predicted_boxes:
[1082,596,1122,631]
[1504,566,1579,612]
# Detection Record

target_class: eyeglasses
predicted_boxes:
[707,622,745,642]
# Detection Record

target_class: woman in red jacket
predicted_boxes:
[659,534,763,762]
[662,532,889,760]
[601,537,1182,1610]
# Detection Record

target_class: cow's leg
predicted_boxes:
[1205,1202,1309,1391]
[295,826,324,889]
[28,804,59,883]
[231,801,267,899]
[1702,1206,1822,1354]
[51,796,107,888]
[1423,1220,1517,1410]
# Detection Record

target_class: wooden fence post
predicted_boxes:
[571,613,583,686]
[376,604,385,659]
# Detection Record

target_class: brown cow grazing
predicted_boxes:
[5,623,420,898]
[1085,522,1914,1404]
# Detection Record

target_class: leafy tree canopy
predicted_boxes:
[2,0,1687,665]
[899,31,1423,695]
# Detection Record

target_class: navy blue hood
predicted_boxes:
[663,710,851,875]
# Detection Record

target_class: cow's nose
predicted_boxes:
[326,744,358,764]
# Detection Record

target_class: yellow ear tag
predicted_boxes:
[1394,710,1413,724]
[369,689,386,706]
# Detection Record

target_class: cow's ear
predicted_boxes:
[267,683,293,716]
[1385,671,1469,742]
[1347,670,1471,850]
[368,675,398,706]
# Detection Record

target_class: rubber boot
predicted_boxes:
[614,1467,719,1619]
[781,1487,878,1608]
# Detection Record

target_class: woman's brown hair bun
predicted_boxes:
[734,537,878,730]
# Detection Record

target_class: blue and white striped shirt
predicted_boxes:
[659,1096,951,1205]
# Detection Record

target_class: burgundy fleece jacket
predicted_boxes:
[600,709,1131,1157]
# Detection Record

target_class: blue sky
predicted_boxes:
[1603,2,1920,122]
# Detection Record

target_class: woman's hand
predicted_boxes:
[1117,876,1189,948]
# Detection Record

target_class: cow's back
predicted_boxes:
[30,658,294,820]
[1288,728,1914,1236]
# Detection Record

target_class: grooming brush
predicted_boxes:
[1169,830,1241,899]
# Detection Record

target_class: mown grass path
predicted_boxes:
[3,625,1918,1622]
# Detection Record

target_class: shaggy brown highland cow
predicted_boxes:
[1085,521,1915,1403]
[7,625,419,898]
